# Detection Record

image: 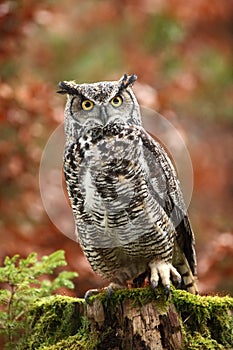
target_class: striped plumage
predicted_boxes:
[59,74,197,296]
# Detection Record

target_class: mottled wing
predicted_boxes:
[139,128,197,276]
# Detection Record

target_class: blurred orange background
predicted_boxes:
[0,0,232,297]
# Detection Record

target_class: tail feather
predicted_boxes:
[173,243,198,294]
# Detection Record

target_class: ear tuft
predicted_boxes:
[119,74,137,91]
[57,81,78,95]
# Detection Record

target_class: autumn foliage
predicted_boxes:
[0,0,232,301]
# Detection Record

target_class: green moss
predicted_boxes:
[25,296,86,349]
[89,286,168,313]
[172,289,233,349]
[185,333,225,350]
[24,289,233,350]
[38,333,98,350]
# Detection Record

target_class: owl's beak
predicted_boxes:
[99,106,109,125]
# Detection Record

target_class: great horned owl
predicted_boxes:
[58,74,197,297]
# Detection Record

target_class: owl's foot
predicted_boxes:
[84,289,99,304]
[106,282,125,298]
[149,261,181,296]
[84,282,125,304]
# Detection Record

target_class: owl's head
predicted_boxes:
[58,74,141,138]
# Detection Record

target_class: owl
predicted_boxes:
[58,74,197,298]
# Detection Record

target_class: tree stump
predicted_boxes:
[86,296,183,350]
[27,288,233,350]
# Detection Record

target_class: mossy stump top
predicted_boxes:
[26,288,232,350]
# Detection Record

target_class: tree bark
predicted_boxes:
[86,297,183,350]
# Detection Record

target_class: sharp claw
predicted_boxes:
[84,289,99,304]
[150,280,158,294]
[165,285,170,298]
[107,286,113,299]
[175,278,182,289]
[84,291,92,304]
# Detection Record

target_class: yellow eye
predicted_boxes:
[81,99,94,111]
[111,95,123,108]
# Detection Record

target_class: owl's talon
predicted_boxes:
[149,260,181,296]
[84,289,99,304]
[107,286,114,299]
[150,280,158,294]
[165,284,170,298]
[174,277,182,289]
